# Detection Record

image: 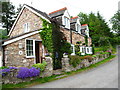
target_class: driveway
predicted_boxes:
[30,46,120,88]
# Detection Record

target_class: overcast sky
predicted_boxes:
[10,0,119,26]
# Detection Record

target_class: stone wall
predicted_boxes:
[4,33,42,67]
[60,27,71,43]
[2,57,53,84]
[62,54,110,72]
[60,27,87,45]
[71,31,85,45]
[10,8,43,37]
[88,37,92,46]
[40,57,53,77]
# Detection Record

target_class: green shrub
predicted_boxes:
[0,66,8,69]
[83,55,93,62]
[92,55,97,58]
[32,61,47,71]
[69,55,81,68]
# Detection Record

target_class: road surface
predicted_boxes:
[30,47,119,88]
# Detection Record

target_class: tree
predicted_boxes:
[16,4,22,17]
[1,2,16,34]
[78,12,112,47]
[110,10,120,36]
[78,12,89,24]
[0,29,8,39]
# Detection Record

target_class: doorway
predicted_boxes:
[35,41,42,63]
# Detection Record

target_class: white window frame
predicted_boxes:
[76,23,81,33]
[71,44,75,55]
[80,46,85,55]
[25,39,35,58]
[64,16,70,29]
[24,23,30,33]
[86,47,92,54]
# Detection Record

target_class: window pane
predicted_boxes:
[26,40,34,56]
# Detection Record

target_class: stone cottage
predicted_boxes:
[0,4,92,67]
[49,7,92,55]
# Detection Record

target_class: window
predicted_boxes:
[64,17,70,29]
[87,48,89,52]
[24,23,29,33]
[76,24,81,33]
[26,40,34,57]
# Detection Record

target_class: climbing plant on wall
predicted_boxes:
[85,35,88,46]
[39,18,53,53]
[52,20,72,69]
[39,18,72,70]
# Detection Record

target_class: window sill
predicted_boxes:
[26,56,35,58]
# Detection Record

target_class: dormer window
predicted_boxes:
[24,23,30,33]
[64,16,70,29]
[76,24,81,33]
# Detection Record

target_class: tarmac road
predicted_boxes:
[30,47,119,88]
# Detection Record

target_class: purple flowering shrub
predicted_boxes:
[17,67,40,79]
[9,67,18,70]
[0,66,18,77]
[0,68,10,76]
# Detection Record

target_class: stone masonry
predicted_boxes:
[4,33,42,67]
[10,8,43,37]
[2,57,53,84]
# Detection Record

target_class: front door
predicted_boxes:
[35,41,42,63]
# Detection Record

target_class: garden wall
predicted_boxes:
[1,54,110,84]
[62,54,110,72]
[1,57,53,84]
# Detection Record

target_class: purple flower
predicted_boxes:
[0,68,10,76]
[17,67,40,79]
[9,67,18,70]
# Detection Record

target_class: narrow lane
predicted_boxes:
[30,56,118,88]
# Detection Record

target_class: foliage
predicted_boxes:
[110,10,120,36]
[0,68,10,76]
[32,61,47,71]
[61,42,72,54]
[100,52,109,55]
[1,2,16,34]
[83,55,93,62]
[0,66,17,77]
[40,18,53,53]
[9,67,18,70]
[16,4,22,17]
[2,55,116,88]
[75,45,81,56]
[17,67,40,79]
[69,55,81,67]
[78,12,89,24]
[76,41,82,45]
[85,35,88,46]
[92,55,97,58]
[0,66,8,69]
[78,12,112,47]
[0,29,9,39]
[52,20,72,69]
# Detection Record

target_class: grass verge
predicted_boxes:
[2,55,116,89]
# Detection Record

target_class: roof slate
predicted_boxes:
[49,7,67,18]
[25,4,51,20]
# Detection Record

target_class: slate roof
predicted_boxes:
[49,7,67,18]
[81,24,88,26]
[25,4,51,20]
[70,16,78,24]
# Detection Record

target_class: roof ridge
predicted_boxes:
[49,7,67,15]
[82,24,88,26]
[71,16,78,19]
